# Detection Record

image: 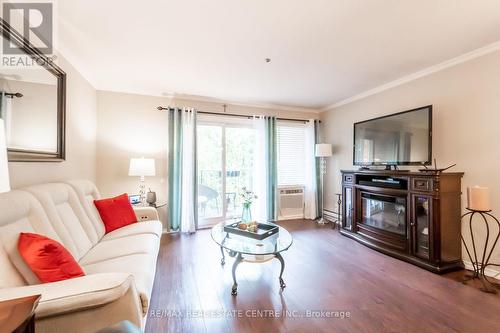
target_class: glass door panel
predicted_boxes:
[343,187,353,230]
[413,196,430,260]
[225,127,255,219]
[197,120,256,227]
[197,125,223,226]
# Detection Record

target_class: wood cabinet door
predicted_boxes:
[410,194,432,260]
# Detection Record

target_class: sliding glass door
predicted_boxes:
[197,118,255,227]
[197,125,223,222]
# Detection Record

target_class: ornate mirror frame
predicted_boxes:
[0,19,66,162]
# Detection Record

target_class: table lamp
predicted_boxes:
[129,157,155,204]
[315,143,332,224]
[0,119,10,193]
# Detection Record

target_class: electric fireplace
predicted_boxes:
[340,169,464,274]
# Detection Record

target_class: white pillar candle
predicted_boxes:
[467,186,491,211]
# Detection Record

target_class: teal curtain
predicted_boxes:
[168,108,182,231]
[167,108,198,232]
[314,120,322,218]
[265,117,278,221]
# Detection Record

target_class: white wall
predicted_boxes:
[96,91,169,226]
[320,50,500,276]
[8,55,97,188]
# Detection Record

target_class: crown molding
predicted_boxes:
[322,40,500,112]
[166,93,321,114]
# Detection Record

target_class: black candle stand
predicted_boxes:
[461,208,500,293]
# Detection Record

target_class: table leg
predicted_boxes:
[275,252,286,289]
[220,246,225,265]
[231,252,243,296]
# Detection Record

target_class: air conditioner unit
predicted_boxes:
[278,186,304,220]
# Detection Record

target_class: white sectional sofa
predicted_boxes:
[0,180,162,333]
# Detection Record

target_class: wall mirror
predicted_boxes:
[0,20,66,162]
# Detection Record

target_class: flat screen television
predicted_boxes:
[353,105,432,167]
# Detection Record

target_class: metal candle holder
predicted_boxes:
[461,208,500,293]
[331,193,342,230]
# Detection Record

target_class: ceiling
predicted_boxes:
[57,1,500,111]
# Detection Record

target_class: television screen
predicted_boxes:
[353,106,432,166]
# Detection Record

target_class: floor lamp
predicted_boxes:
[0,119,10,193]
[315,143,332,224]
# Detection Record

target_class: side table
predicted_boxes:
[0,295,40,333]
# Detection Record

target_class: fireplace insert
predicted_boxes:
[360,192,406,235]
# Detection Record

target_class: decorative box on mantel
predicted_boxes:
[340,169,464,273]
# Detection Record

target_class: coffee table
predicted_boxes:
[211,221,293,295]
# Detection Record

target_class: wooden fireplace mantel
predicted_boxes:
[340,169,464,273]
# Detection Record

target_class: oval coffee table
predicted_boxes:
[211,221,293,295]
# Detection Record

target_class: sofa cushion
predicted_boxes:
[101,220,163,241]
[0,273,139,318]
[0,190,62,287]
[65,180,106,240]
[94,194,137,234]
[82,252,159,312]
[79,233,160,266]
[1,219,40,285]
[25,184,99,260]
[18,233,85,283]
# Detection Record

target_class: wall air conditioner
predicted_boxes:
[278,186,304,220]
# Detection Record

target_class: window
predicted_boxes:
[277,123,306,186]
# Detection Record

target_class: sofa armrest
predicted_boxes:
[133,206,159,221]
[0,273,143,319]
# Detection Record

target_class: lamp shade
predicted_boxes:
[0,119,10,193]
[315,143,332,157]
[128,157,156,176]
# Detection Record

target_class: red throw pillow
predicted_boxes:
[94,193,137,233]
[18,233,85,283]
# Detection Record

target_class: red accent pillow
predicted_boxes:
[94,193,137,233]
[18,233,85,283]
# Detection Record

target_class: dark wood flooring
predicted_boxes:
[145,220,500,333]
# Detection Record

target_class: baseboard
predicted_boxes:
[463,260,500,279]
[322,209,341,226]
[278,215,304,221]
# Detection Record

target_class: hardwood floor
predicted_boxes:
[145,220,500,333]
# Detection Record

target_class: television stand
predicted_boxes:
[340,169,464,273]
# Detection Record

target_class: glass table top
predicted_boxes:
[211,221,293,255]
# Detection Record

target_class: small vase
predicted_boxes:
[242,203,252,223]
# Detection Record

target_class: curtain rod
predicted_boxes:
[156,106,320,123]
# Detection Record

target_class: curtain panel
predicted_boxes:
[304,119,321,219]
[265,117,278,221]
[314,120,322,218]
[0,91,11,141]
[253,116,278,222]
[167,107,198,232]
